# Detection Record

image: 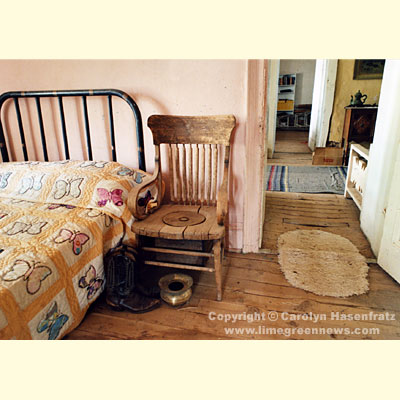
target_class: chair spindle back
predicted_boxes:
[148,115,235,206]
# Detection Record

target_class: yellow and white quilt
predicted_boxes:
[0,160,152,339]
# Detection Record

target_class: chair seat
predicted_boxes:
[131,204,225,240]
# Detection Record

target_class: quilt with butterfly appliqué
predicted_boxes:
[0,160,155,339]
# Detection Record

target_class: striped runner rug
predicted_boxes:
[266,165,347,194]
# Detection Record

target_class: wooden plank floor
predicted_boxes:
[262,192,374,259]
[65,192,400,340]
[269,130,313,166]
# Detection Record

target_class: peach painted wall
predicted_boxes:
[0,60,247,250]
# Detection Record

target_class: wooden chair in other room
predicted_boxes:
[128,114,236,301]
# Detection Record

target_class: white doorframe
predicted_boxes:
[377,143,400,281]
[265,60,280,159]
[308,59,338,151]
[360,60,400,256]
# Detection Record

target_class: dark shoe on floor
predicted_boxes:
[106,290,160,313]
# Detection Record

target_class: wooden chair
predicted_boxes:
[128,114,236,301]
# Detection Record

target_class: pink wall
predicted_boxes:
[0,60,248,250]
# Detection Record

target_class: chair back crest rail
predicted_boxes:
[147,115,235,206]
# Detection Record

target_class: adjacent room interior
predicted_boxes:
[271,59,315,166]
[261,59,400,340]
[263,59,385,252]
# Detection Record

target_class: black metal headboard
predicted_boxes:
[0,89,146,171]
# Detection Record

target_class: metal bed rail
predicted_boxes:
[0,89,146,171]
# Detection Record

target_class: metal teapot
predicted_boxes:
[350,90,368,106]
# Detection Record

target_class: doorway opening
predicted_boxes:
[272,59,315,166]
[261,59,344,253]
[265,59,344,197]
[260,59,386,254]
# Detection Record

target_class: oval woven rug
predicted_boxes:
[277,230,369,297]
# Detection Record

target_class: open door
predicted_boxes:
[308,59,338,151]
[265,60,280,158]
[377,143,400,282]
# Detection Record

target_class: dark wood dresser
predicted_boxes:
[342,106,378,164]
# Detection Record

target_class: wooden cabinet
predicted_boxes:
[342,106,377,164]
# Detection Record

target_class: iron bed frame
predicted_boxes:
[0,89,146,171]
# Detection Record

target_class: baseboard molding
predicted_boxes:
[226,223,243,252]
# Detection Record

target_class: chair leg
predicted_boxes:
[213,239,222,301]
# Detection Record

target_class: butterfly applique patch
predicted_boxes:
[54,229,90,255]
[80,161,108,169]
[18,174,44,194]
[78,265,104,300]
[53,178,84,200]
[97,188,123,207]
[37,301,69,340]
[86,209,112,227]
[1,259,52,295]
[117,167,144,184]
[6,221,47,236]
[0,172,12,189]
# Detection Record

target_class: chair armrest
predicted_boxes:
[216,180,228,226]
[127,175,164,220]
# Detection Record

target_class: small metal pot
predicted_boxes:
[158,273,193,307]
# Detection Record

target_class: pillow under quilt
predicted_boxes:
[0,160,154,239]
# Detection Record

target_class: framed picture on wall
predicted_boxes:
[353,59,385,80]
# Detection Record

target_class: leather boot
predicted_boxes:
[106,288,160,313]
[104,245,160,313]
